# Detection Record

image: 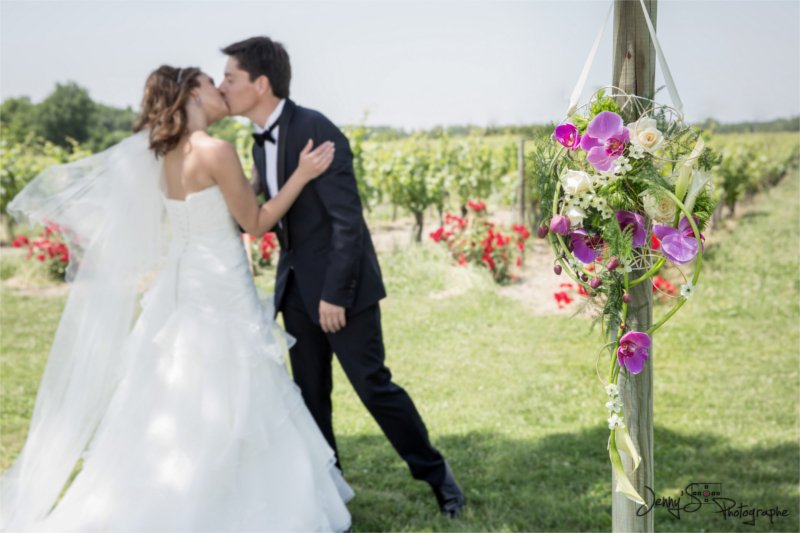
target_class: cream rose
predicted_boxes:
[628,116,664,153]
[560,170,593,196]
[642,191,676,224]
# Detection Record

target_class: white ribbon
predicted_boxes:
[566,1,613,117]
[566,0,684,117]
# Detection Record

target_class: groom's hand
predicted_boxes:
[319,300,346,333]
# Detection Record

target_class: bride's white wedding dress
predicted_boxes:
[23,184,353,532]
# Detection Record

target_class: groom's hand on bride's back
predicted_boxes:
[319,299,346,333]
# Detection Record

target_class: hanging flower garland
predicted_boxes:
[537,88,719,504]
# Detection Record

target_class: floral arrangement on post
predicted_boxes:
[537,89,718,504]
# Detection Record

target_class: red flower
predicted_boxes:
[429,227,445,243]
[553,290,574,308]
[512,224,531,240]
[577,284,589,297]
[467,200,486,212]
[11,235,29,248]
[36,254,46,262]
[515,257,522,267]
[482,255,496,271]
[652,275,676,295]
[651,234,661,250]
[457,253,467,266]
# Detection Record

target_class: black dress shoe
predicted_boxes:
[430,461,466,518]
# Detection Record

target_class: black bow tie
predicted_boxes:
[252,121,279,147]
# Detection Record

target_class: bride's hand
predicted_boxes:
[296,139,335,182]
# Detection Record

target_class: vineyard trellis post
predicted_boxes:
[611,1,656,531]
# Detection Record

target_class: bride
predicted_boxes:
[1,65,353,532]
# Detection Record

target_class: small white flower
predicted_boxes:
[608,413,625,430]
[620,260,633,273]
[565,205,587,227]
[613,156,633,175]
[605,397,624,414]
[629,144,646,160]
[605,383,619,396]
[680,282,695,299]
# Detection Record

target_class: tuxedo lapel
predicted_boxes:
[276,99,296,190]
[276,99,296,249]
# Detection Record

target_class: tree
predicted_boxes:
[0,97,39,142]
[35,82,96,147]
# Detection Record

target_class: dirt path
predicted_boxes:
[368,214,584,316]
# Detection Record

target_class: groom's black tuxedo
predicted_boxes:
[252,99,386,323]
[252,99,447,486]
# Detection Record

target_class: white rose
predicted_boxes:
[642,191,676,224]
[564,205,587,227]
[628,116,664,153]
[560,170,593,196]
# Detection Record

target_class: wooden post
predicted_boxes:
[517,138,526,225]
[611,1,656,532]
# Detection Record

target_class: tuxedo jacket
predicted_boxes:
[252,99,386,324]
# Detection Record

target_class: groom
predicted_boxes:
[218,36,465,517]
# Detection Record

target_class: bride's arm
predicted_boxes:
[205,139,335,237]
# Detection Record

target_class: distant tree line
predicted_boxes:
[2,82,798,152]
[695,116,799,134]
[1,82,136,152]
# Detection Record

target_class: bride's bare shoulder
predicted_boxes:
[187,131,230,152]
[186,132,240,178]
[188,132,236,161]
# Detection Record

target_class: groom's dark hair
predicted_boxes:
[222,36,291,98]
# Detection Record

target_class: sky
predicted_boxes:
[1,0,799,129]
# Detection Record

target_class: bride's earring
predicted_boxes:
[194,96,202,107]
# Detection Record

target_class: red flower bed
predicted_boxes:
[430,201,530,284]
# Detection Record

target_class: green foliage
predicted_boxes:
[1,129,92,236]
[1,82,135,152]
[35,82,97,147]
[588,89,622,121]
[343,122,381,211]
[529,132,562,224]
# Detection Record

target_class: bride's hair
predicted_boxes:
[134,65,202,157]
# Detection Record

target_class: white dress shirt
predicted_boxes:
[254,98,287,199]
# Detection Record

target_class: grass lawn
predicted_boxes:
[1,171,798,531]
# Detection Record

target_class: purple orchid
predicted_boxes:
[570,229,604,264]
[653,216,705,264]
[549,214,571,236]
[580,111,630,172]
[615,210,646,248]
[617,331,650,374]
[554,123,582,151]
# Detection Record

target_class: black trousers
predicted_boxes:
[281,273,446,485]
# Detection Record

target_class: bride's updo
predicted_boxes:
[134,65,202,157]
